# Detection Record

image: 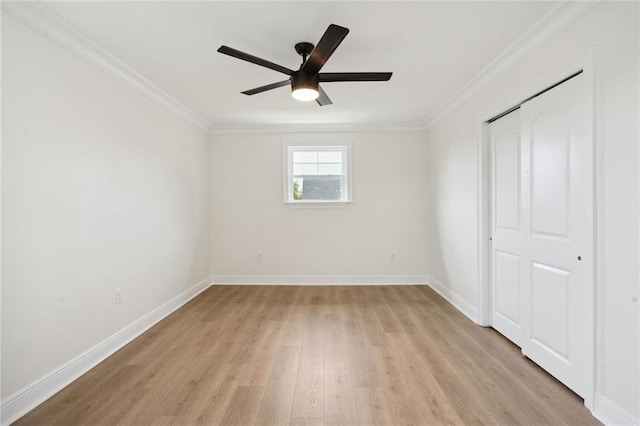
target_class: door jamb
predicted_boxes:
[477,49,597,411]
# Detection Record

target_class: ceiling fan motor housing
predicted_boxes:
[291,70,319,93]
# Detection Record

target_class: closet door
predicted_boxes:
[489,109,525,347]
[520,73,589,397]
[489,73,590,398]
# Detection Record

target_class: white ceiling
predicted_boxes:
[43,1,558,131]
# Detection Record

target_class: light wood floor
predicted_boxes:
[15,285,600,426]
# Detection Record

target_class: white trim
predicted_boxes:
[477,121,492,326]
[1,2,211,133]
[424,1,601,128]
[284,200,351,208]
[593,395,638,426]
[638,2,640,421]
[425,275,478,323]
[583,49,598,414]
[211,275,427,285]
[0,277,212,426]
[209,122,427,135]
[0,11,4,418]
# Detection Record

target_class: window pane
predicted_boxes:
[318,151,342,163]
[318,163,343,175]
[298,176,342,200]
[293,163,317,175]
[293,151,317,163]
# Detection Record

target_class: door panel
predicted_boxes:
[530,110,571,237]
[495,131,520,230]
[530,261,570,361]
[494,250,521,326]
[521,73,588,397]
[489,109,524,346]
[489,72,590,398]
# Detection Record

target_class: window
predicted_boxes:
[284,144,351,204]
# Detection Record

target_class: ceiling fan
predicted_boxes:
[217,24,392,106]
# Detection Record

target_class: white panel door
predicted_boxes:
[520,73,590,397]
[489,109,525,346]
[489,73,590,398]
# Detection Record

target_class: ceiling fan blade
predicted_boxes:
[218,45,293,76]
[319,72,393,82]
[242,80,291,96]
[301,24,349,75]
[315,86,333,106]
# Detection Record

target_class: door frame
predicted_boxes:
[477,49,597,410]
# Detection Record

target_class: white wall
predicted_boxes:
[210,131,428,282]
[1,13,211,399]
[3,0,637,423]
[425,1,638,420]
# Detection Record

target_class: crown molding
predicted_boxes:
[2,2,212,133]
[423,0,602,128]
[209,121,427,135]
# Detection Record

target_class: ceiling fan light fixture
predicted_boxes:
[292,87,319,102]
[291,72,319,102]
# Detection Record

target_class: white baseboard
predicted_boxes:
[426,275,478,323]
[0,276,212,426]
[211,275,427,285]
[593,394,638,426]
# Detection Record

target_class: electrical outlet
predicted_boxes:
[114,288,123,305]
[256,252,263,261]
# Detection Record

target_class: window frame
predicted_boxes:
[283,140,353,206]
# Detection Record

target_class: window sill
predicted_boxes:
[284,200,352,208]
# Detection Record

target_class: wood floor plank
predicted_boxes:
[372,344,436,425]
[289,417,323,426]
[290,347,324,420]
[372,286,404,332]
[323,312,350,372]
[290,291,325,420]
[278,286,306,347]
[384,332,464,425]
[324,367,358,426]
[14,285,600,426]
[219,386,265,426]
[255,344,302,425]
[353,386,395,426]
[237,320,284,387]
[352,286,387,347]
[344,313,381,387]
